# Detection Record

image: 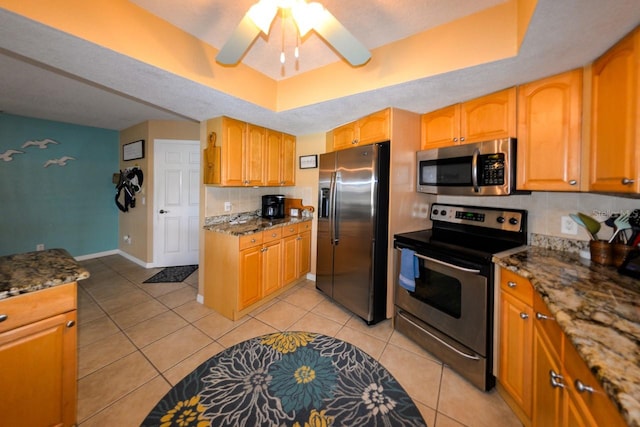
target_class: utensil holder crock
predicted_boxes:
[590,240,613,265]
[613,243,634,267]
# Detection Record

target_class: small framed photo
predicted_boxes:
[299,154,318,169]
[123,139,145,161]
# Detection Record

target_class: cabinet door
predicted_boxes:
[264,129,283,186]
[421,104,460,149]
[499,291,533,418]
[245,124,266,186]
[517,69,582,191]
[282,235,298,285]
[332,122,357,151]
[357,108,390,145]
[297,230,311,277]
[590,28,639,193]
[532,323,563,427]
[281,133,296,185]
[0,310,77,427]
[461,87,516,144]
[239,246,262,310]
[262,240,282,296]
[221,117,245,186]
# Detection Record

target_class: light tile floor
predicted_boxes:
[76,254,522,427]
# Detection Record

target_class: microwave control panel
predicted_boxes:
[479,154,505,186]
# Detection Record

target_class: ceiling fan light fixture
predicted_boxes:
[291,1,323,37]
[246,0,278,34]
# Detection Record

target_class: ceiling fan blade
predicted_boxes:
[216,14,262,65]
[313,9,371,66]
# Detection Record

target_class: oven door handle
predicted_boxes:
[472,147,480,193]
[414,253,481,274]
[399,313,481,361]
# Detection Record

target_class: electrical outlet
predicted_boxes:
[36,243,44,251]
[224,201,232,212]
[561,216,578,235]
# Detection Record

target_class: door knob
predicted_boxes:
[159,209,169,214]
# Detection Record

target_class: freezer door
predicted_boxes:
[332,145,378,320]
[316,152,336,296]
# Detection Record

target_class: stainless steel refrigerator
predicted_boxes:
[316,142,389,324]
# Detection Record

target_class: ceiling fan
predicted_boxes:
[216,0,371,67]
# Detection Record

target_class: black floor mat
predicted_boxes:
[143,265,198,283]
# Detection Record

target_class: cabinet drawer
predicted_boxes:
[281,224,299,237]
[263,227,282,243]
[0,282,77,333]
[298,221,312,233]
[533,292,563,352]
[500,269,533,306]
[239,232,263,250]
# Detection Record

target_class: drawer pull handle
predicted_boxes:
[272,233,277,237]
[251,239,256,243]
[0,314,7,323]
[507,281,517,288]
[536,312,553,321]
[550,369,565,388]
[66,320,76,328]
[519,312,529,320]
[575,380,594,394]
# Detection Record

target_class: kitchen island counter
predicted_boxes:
[0,248,90,300]
[494,246,639,427]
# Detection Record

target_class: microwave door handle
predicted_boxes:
[471,148,480,193]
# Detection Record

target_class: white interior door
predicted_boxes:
[154,139,200,267]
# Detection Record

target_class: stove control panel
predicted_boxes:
[430,203,525,232]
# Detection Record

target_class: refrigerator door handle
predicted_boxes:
[330,171,339,245]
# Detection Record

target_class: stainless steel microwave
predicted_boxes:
[417,138,516,196]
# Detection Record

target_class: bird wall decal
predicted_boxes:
[43,156,75,167]
[0,149,24,162]
[22,138,60,149]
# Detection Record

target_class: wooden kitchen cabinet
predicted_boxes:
[0,282,77,427]
[590,26,640,193]
[204,116,296,187]
[421,88,516,149]
[329,108,390,151]
[282,222,312,286]
[265,130,296,186]
[498,269,534,423]
[204,221,311,320]
[517,69,583,191]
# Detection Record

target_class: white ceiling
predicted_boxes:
[0,0,639,135]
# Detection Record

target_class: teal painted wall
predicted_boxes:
[0,113,119,257]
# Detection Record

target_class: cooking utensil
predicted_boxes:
[604,213,620,228]
[578,212,601,240]
[608,213,630,243]
[570,213,595,240]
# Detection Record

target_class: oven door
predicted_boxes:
[395,249,489,355]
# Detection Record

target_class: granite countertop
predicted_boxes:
[204,213,312,236]
[0,248,90,300]
[494,246,639,427]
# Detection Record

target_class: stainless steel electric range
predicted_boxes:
[393,203,527,391]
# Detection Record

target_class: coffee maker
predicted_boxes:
[261,195,285,219]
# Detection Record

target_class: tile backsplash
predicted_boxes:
[205,186,315,217]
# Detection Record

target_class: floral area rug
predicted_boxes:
[141,331,427,427]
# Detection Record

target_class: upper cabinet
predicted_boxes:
[328,108,390,151]
[517,69,583,191]
[590,27,640,193]
[204,117,296,187]
[421,88,516,149]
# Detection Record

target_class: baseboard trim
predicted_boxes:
[196,294,204,304]
[305,273,316,281]
[117,250,154,268]
[75,249,119,261]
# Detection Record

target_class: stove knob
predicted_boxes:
[440,210,447,216]
[497,216,505,224]
[432,209,438,216]
[509,217,519,225]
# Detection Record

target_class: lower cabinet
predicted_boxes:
[0,282,77,427]
[497,268,626,427]
[205,221,312,320]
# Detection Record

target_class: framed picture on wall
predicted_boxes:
[299,155,318,169]
[123,139,145,161]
